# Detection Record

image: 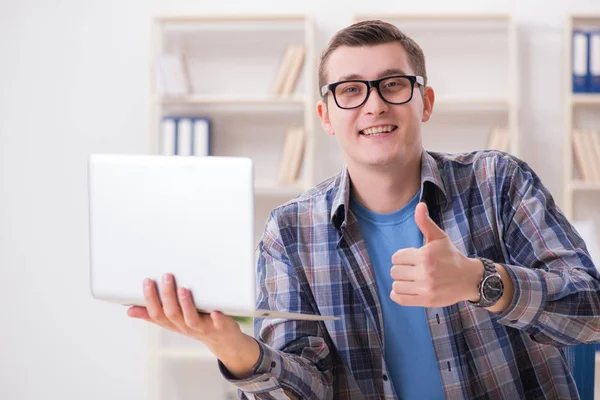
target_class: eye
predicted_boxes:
[342,86,360,93]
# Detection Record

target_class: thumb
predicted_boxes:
[415,202,446,243]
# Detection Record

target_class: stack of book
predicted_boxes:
[277,126,305,185]
[270,44,306,96]
[572,128,600,182]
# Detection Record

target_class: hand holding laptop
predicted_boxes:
[88,154,338,334]
[127,272,260,379]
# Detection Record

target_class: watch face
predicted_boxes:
[483,275,504,301]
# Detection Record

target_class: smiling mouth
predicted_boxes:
[359,125,398,136]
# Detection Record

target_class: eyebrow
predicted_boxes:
[336,68,410,82]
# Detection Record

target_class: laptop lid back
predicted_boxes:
[88,154,256,314]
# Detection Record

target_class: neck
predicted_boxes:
[348,154,422,214]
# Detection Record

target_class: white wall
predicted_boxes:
[1,0,600,399]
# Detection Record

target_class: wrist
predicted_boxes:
[214,333,260,379]
[466,257,484,302]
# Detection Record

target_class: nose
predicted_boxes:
[362,87,389,115]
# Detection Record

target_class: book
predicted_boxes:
[286,127,305,183]
[160,117,177,156]
[584,129,600,181]
[486,127,510,152]
[192,118,211,157]
[270,45,297,95]
[155,53,192,96]
[572,129,592,181]
[572,30,590,93]
[277,127,305,184]
[590,30,600,93]
[280,45,306,95]
[176,117,193,156]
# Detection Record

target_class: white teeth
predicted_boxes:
[361,125,395,135]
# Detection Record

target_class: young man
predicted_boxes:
[128,20,600,399]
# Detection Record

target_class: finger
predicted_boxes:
[143,278,174,327]
[391,248,419,266]
[392,280,419,295]
[390,264,421,281]
[159,273,186,329]
[210,311,228,330]
[127,306,150,320]
[415,202,446,243]
[390,291,421,306]
[178,287,212,332]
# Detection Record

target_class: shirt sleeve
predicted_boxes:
[219,209,335,399]
[495,157,600,346]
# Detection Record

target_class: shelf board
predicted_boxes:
[355,13,511,22]
[568,181,600,191]
[570,94,600,106]
[156,15,308,25]
[255,181,305,197]
[156,94,306,106]
[156,95,507,110]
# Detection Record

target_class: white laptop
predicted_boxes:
[88,154,337,321]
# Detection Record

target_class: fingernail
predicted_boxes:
[144,279,152,289]
[163,273,171,283]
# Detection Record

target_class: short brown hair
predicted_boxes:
[318,20,427,99]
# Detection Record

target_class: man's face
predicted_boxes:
[317,42,434,171]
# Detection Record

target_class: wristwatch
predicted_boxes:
[469,257,504,308]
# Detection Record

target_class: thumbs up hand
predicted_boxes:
[390,202,483,308]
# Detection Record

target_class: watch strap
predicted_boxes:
[469,257,502,308]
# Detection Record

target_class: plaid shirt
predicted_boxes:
[223,150,600,399]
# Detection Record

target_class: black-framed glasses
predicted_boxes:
[321,75,424,110]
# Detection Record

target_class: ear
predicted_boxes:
[317,100,335,136]
[421,86,435,123]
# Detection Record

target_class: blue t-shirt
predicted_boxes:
[350,192,445,399]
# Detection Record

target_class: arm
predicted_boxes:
[494,159,600,346]
[220,212,334,399]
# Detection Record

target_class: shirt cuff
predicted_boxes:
[218,339,284,394]
[496,263,547,330]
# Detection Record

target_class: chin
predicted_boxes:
[363,155,400,168]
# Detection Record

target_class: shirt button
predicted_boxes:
[383,374,388,381]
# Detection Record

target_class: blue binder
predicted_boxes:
[589,30,600,93]
[572,29,590,93]
[564,344,596,400]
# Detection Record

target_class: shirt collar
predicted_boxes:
[330,149,449,232]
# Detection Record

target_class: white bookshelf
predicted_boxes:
[563,14,600,224]
[147,14,316,400]
[352,13,520,157]
[563,14,600,379]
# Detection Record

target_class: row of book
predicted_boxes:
[160,116,211,156]
[277,126,305,185]
[572,128,600,182]
[159,117,306,185]
[154,44,306,96]
[269,44,306,95]
[572,29,600,93]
